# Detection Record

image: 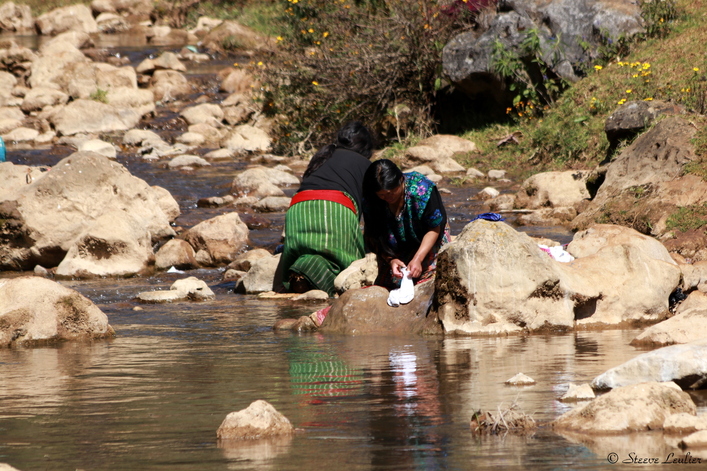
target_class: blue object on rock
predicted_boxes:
[471,212,505,222]
[0,136,5,162]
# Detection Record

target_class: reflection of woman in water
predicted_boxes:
[275,121,374,296]
[362,159,451,289]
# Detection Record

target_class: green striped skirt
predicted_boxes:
[280,196,364,296]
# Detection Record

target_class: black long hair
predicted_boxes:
[303,121,374,179]
[362,159,404,260]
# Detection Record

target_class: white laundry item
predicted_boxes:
[538,244,575,263]
[387,267,415,307]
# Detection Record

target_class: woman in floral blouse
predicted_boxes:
[362,159,451,289]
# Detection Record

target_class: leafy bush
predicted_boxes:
[256,0,486,155]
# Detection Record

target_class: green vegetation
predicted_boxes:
[89,88,109,104]
[666,203,707,233]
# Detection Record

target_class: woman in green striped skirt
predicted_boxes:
[275,121,375,296]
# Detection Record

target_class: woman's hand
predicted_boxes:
[406,259,423,279]
[390,258,406,278]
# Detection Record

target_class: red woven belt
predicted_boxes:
[289,189,357,214]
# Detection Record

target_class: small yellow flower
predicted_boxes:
[257,61,263,66]
[233,62,239,67]
[618,98,626,105]
[323,31,329,38]
[644,97,654,101]
[276,36,283,42]
[626,89,632,93]
[594,65,603,70]
[694,67,700,72]
[308,28,314,33]
[312,81,319,86]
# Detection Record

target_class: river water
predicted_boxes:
[1,32,706,471]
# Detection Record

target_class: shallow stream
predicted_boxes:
[1,32,705,471]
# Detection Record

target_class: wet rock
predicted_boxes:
[216,400,293,440]
[56,210,155,278]
[197,195,235,208]
[552,382,695,434]
[136,276,215,303]
[433,221,680,335]
[632,291,707,347]
[664,413,707,434]
[679,430,707,449]
[253,196,290,212]
[136,51,186,73]
[183,212,250,266]
[487,194,515,211]
[505,373,535,385]
[559,383,595,402]
[168,154,210,169]
[0,152,178,271]
[592,339,707,390]
[228,248,271,272]
[123,128,162,146]
[155,238,198,270]
[333,253,378,293]
[0,276,114,347]
[319,280,443,336]
[291,290,329,302]
[240,254,280,294]
[476,187,500,200]
[0,2,33,32]
[238,212,271,230]
[35,5,98,36]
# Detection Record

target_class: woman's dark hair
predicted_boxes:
[362,159,404,260]
[303,121,374,178]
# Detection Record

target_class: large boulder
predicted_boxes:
[551,382,695,434]
[29,40,88,90]
[442,0,644,102]
[319,281,443,336]
[183,212,250,266]
[631,291,707,347]
[0,153,178,270]
[49,99,143,136]
[604,99,684,149]
[149,70,193,102]
[572,117,701,237]
[240,254,280,294]
[0,162,49,201]
[433,221,680,335]
[0,276,114,347]
[592,339,707,390]
[55,211,155,278]
[230,167,286,198]
[35,4,98,36]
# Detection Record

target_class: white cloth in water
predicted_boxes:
[387,267,415,307]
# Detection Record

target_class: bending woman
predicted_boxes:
[362,159,450,289]
[275,121,375,296]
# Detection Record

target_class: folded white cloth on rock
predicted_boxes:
[387,267,415,307]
